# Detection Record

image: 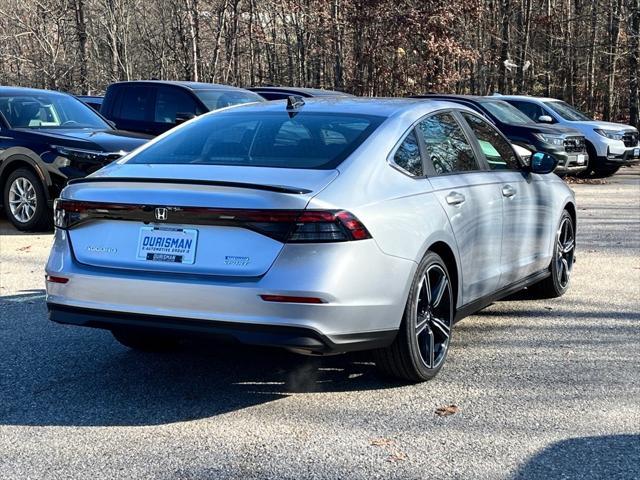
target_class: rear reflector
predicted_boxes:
[46,275,69,284]
[260,295,325,304]
[53,199,372,243]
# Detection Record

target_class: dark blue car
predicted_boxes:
[0,86,150,231]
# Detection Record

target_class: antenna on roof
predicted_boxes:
[286,95,305,110]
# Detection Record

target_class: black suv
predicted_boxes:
[413,94,588,175]
[0,87,150,231]
[248,86,352,101]
[100,81,264,136]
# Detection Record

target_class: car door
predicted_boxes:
[459,111,555,286]
[416,111,503,304]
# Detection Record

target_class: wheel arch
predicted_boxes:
[563,201,577,230]
[427,241,460,313]
[0,154,52,205]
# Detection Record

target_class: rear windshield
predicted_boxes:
[195,89,264,111]
[127,111,384,169]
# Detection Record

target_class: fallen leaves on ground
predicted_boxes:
[564,177,608,185]
[17,245,32,252]
[435,404,459,417]
[386,451,408,462]
[370,438,394,447]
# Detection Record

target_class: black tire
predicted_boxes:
[530,210,575,298]
[373,251,454,382]
[111,329,180,352]
[577,143,598,178]
[2,168,52,232]
[592,165,620,178]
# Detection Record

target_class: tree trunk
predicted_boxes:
[630,0,640,128]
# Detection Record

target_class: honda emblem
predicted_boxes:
[155,208,168,221]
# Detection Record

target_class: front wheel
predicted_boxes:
[374,251,454,382]
[3,168,52,231]
[530,210,575,298]
[592,165,620,178]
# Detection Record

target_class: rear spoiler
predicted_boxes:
[66,177,312,195]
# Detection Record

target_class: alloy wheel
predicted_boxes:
[415,264,453,369]
[555,216,575,289]
[8,176,38,223]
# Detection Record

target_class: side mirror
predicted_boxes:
[538,115,554,123]
[175,112,196,125]
[530,152,558,174]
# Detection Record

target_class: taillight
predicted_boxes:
[287,210,371,243]
[53,199,372,243]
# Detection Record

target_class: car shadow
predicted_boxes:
[511,434,640,479]
[0,296,399,428]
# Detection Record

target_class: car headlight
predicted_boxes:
[51,145,127,167]
[533,133,565,146]
[594,129,625,140]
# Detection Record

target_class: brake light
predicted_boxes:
[46,275,69,284]
[287,210,371,242]
[53,199,372,243]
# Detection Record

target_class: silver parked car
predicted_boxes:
[45,97,576,382]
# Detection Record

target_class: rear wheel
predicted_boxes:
[530,210,575,298]
[111,329,180,352]
[374,251,454,382]
[3,168,52,231]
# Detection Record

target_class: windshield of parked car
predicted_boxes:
[128,111,384,169]
[479,100,533,125]
[195,89,264,111]
[0,93,110,129]
[544,100,591,121]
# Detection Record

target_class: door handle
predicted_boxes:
[445,191,466,206]
[502,185,517,198]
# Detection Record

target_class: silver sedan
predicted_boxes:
[45,97,576,382]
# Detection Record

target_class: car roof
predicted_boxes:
[416,94,502,103]
[0,86,74,97]
[496,95,560,103]
[249,86,352,97]
[109,80,252,92]
[214,96,472,119]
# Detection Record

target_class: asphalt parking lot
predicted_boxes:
[1,167,639,480]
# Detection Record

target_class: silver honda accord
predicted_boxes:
[45,97,576,382]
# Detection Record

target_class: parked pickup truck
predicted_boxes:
[499,95,640,177]
[100,81,264,136]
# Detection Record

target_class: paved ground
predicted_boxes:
[1,167,639,480]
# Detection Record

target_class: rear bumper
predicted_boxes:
[48,303,396,353]
[45,228,415,350]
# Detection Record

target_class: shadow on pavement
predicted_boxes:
[511,434,640,479]
[0,297,398,428]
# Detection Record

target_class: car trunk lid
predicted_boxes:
[63,165,338,277]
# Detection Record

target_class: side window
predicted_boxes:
[392,130,423,176]
[117,86,153,121]
[154,87,199,123]
[509,100,544,122]
[461,112,519,170]
[417,112,479,174]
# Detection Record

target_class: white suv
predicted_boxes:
[500,95,640,177]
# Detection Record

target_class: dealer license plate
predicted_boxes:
[136,227,198,264]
